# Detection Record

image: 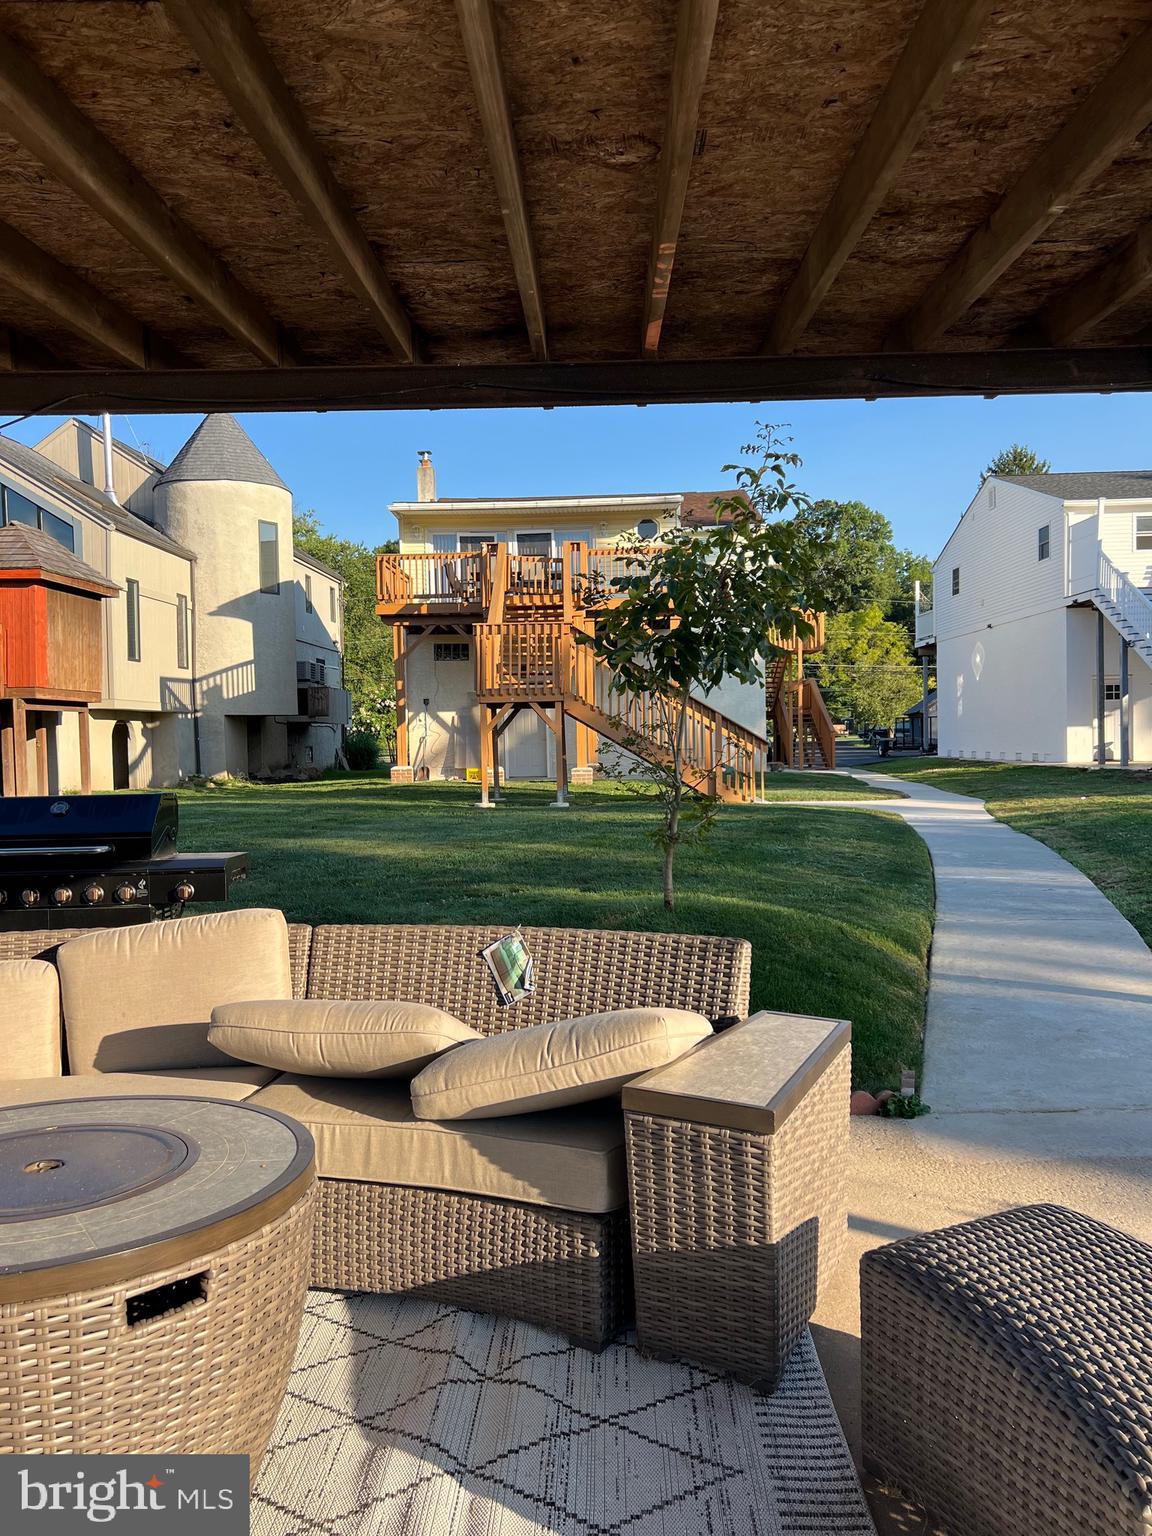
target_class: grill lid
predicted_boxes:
[0,793,178,861]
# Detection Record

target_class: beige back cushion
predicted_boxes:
[411,1007,713,1120]
[58,909,293,1073]
[1,959,63,1078]
[210,998,481,1078]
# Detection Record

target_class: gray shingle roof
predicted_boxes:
[0,523,117,589]
[0,435,194,558]
[996,471,1152,500]
[156,413,287,490]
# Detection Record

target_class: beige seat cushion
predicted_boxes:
[0,1065,277,1108]
[1,959,63,1078]
[57,908,293,1073]
[210,998,480,1077]
[250,1074,626,1214]
[411,1007,713,1120]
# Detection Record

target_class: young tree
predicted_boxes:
[293,511,398,725]
[814,605,924,731]
[983,443,1051,478]
[582,427,830,909]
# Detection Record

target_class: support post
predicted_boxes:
[78,704,91,793]
[477,705,494,808]
[551,702,569,807]
[920,654,930,753]
[34,714,48,794]
[391,623,413,781]
[1096,609,1107,766]
[490,709,502,801]
[11,698,28,795]
[1120,636,1131,768]
[0,701,14,797]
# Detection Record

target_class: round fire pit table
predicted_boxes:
[0,1096,315,1467]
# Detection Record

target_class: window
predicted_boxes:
[434,642,470,663]
[304,571,313,612]
[457,534,493,553]
[636,517,660,540]
[516,531,552,556]
[951,566,961,596]
[258,521,279,593]
[1104,680,1122,703]
[1038,524,1051,561]
[126,579,141,662]
[1,487,78,552]
[41,509,76,552]
[1136,514,1152,551]
[5,488,37,526]
[176,592,189,670]
[329,585,337,622]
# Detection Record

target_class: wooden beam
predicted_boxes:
[766,0,994,355]
[454,0,548,361]
[78,704,91,795]
[0,217,172,368]
[0,28,288,366]
[0,349,1152,414]
[641,0,720,358]
[1036,223,1152,344]
[163,0,417,364]
[892,25,1152,350]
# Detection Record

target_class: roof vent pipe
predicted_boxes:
[101,413,119,504]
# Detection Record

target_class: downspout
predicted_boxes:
[101,413,119,505]
[190,558,202,777]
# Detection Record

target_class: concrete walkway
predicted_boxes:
[766,772,1152,1529]
[779,771,1152,1112]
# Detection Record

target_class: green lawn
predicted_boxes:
[757,771,900,800]
[876,758,1152,944]
[177,772,931,1090]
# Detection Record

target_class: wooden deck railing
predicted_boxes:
[376,551,486,610]
[504,554,564,610]
[800,678,837,769]
[475,621,567,699]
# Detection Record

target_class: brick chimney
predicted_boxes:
[416,449,436,502]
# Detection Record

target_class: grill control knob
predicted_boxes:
[82,884,105,905]
[114,884,137,905]
[0,890,7,906]
[52,886,74,906]
[20,888,41,907]
[172,882,196,904]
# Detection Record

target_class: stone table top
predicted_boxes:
[0,1096,313,1278]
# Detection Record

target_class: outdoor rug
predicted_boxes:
[253,1290,875,1536]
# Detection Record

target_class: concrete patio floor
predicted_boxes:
[774,771,1152,1532]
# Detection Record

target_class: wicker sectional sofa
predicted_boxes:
[0,915,849,1387]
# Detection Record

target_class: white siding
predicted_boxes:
[933,480,1070,762]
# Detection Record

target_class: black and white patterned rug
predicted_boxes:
[254,1291,875,1536]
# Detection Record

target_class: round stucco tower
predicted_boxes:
[153,413,297,778]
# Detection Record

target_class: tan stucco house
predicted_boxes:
[0,414,350,791]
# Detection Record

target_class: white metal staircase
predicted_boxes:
[1091,550,1152,665]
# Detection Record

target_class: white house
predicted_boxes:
[0,414,350,791]
[917,471,1152,765]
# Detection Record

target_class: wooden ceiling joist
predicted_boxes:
[0,28,289,367]
[1038,224,1152,344]
[641,0,720,359]
[892,24,1152,350]
[0,347,1147,416]
[454,0,548,362]
[0,218,163,369]
[765,0,995,356]
[163,0,417,364]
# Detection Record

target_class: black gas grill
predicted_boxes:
[0,793,247,930]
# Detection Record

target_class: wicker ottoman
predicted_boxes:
[0,1096,315,1470]
[861,1203,1152,1536]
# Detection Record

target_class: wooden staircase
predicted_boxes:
[476,619,773,803]
[767,656,836,769]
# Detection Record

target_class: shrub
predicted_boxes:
[344,728,380,770]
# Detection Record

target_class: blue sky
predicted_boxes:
[8,390,1150,557]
